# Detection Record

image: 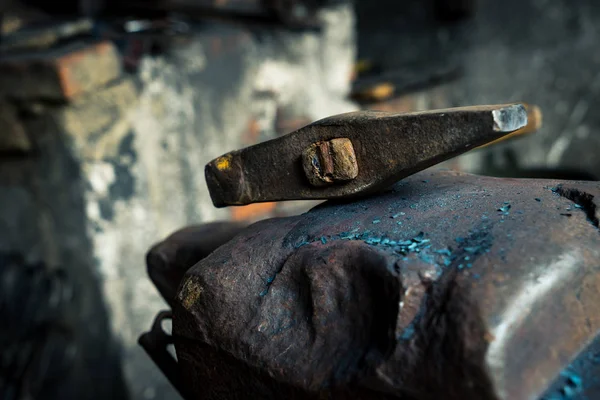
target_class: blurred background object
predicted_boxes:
[0,253,127,400]
[0,0,355,399]
[1,0,599,399]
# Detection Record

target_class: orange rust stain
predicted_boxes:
[231,202,277,221]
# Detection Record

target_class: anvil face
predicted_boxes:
[162,171,600,400]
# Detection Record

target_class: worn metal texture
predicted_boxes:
[138,311,186,398]
[205,104,530,207]
[301,137,358,186]
[540,331,600,400]
[146,222,246,307]
[171,170,600,400]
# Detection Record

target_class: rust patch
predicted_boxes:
[179,277,203,310]
[302,138,358,187]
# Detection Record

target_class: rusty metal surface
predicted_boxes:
[138,311,189,398]
[301,137,359,186]
[205,104,532,207]
[146,222,246,307]
[169,170,600,400]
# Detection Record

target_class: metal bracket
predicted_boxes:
[138,310,190,399]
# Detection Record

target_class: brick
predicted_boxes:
[0,41,122,100]
[0,19,93,53]
[23,79,138,161]
[0,101,31,152]
[57,79,138,160]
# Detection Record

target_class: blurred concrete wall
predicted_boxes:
[0,4,356,399]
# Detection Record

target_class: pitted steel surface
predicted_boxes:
[156,170,600,399]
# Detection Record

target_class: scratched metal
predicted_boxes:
[146,222,246,308]
[205,104,529,207]
[170,170,600,400]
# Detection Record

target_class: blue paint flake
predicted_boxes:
[295,240,310,248]
[561,370,583,389]
[589,352,600,364]
[419,253,435,264]
[372,219,381,224]
[541,330,600,399]
[435,248,452,256]
[365,237,381,245]
[291,223,491,280]
[297,228,436,262]
[547,369,585,399]
[497,203,511,215]
[400,324,415,340]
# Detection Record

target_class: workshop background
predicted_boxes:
[0,0,598,399]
